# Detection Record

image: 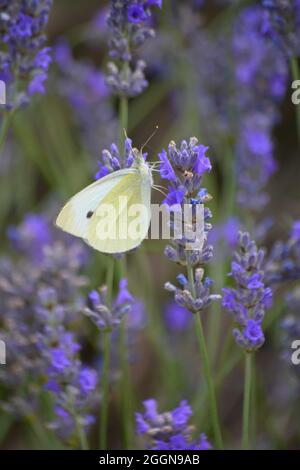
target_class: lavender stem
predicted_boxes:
[187,261,224,450]
[100,331,111,449]
[0,113,11,158]
[242,353,252,450]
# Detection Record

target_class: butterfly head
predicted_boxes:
[132,148,153,185]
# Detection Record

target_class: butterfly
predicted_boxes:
[55,141,163,254]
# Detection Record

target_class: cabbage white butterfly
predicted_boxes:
[55,147,154,254]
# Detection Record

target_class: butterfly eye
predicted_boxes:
[86,211,94,219]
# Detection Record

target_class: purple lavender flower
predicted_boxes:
[106,0,162,96]
[0,1,53,109]
[128,5,148,24]
[0,212,88,419]
[262,0,300,57]
[159,138,220,314]
[265,221,300,285]
[222,232,273,352]
[84,279,133,331]
[158,139,212,203]
[136,399,212,450]
[290,220,300,240]
[7,213,52,262]
[166,270,221,314]
[154,433,212,450]
[95,137,145,179]
[209,217,241,255]
[233,6,288,211]
[53,41,117,157]
[164,300,191,331]
[39,320,98,440]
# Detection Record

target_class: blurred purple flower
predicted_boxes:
[233,6,288,211]
[136,399,212,450]
[209,217,241,252]
[84,279,134,331]
[128,5,147,24]
[0,210,89,419]
[291,220,300,240]
[0,0,53,109]
[164,300,191,331]
[7,213,52,262]
[54,41,116,157]
[262,0,300,56]
[265,221,300,285]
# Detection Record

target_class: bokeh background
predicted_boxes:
[0,0,300,450]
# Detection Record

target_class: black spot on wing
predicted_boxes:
[86,211,94,219]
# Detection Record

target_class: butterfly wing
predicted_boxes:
[87,171,152,253]
[55,169,137,239]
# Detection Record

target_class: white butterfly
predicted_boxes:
[55,149,154,254]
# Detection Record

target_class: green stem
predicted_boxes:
[0,113,11,157]
[117,257,133,449]
[75,417,89,450]
[106,258,115,305]
[207,259,225,368]
[119,318,133,449]
[119,95,129,147]
[99,258,114,449]
[291,57,300,148]
[187,262,223,449]
[117,88,132,449]
[100,331,111,450]
[242,353,252,450]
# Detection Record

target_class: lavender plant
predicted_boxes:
[37,291,98,449]
[53,41,117,159]
[93,0,163,450]
[84,279,134,449]
[95,136,141,180]
[222,231,273,448]
[0,0,53,159]
[265,220,300,286]
[106,0,162,98]
[0,214,98,448]
[233,6,288,212]
[136,399,212,450]
[262,0,300,148]
[1,0,300,453]
[159,137,223,448]
[262,0,300,57]
[0,0,53,108]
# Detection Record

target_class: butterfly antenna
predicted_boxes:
[141,126,159,153]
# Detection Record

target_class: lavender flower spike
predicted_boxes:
[84,279,133,331]
[222,232,273,352]
[0,1,53,110]
[106,0,162,97]
[265,220,300,285]
[136,399,212,450]
[159,138,220,316]
[262,0,300,57]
